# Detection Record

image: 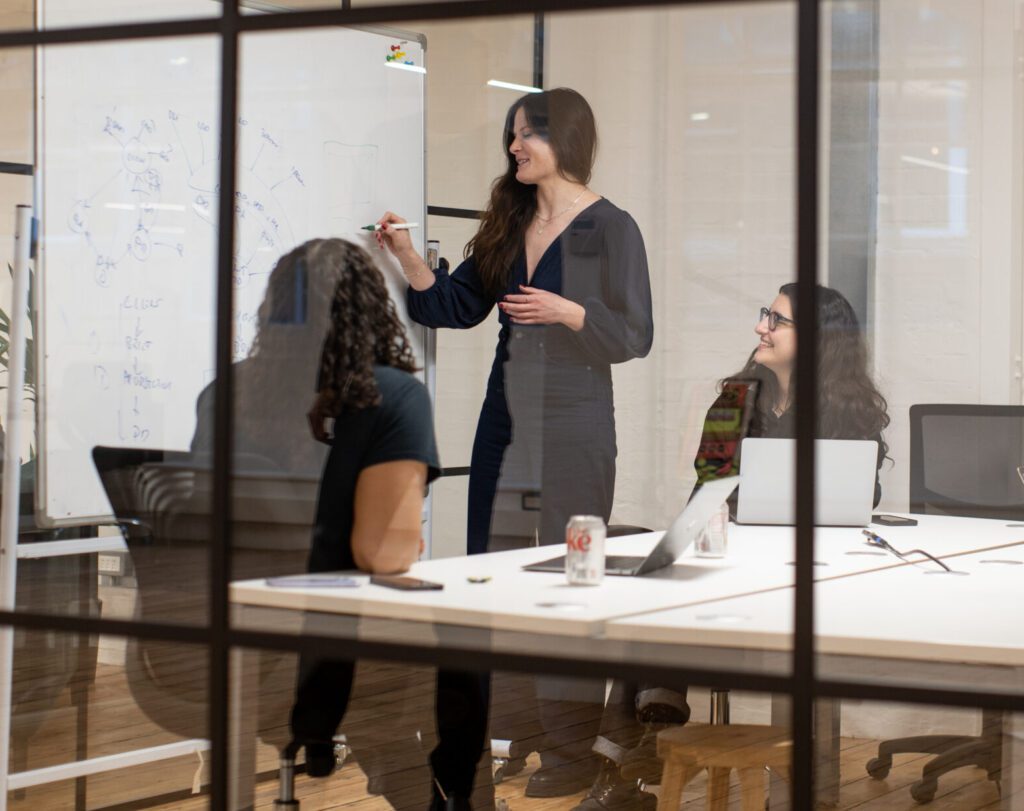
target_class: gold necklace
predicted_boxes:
[534,189,586,235]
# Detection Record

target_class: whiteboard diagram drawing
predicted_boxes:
[39,25,426,524]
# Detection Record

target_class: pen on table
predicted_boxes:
[361,222,420,232]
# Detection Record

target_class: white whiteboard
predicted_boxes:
[38,4,426,524]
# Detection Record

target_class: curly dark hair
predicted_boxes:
[725,283,890,458]
[262,238,417,415]
[466,87,598,297]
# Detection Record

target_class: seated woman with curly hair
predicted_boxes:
[282,239,487,811]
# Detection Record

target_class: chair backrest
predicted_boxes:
[909,404,1024,520]
[92,446,314,745]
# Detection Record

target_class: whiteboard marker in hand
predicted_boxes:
[361,222,420,232]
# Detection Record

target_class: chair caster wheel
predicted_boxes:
[910,779,937,804]
[865,757,891,779]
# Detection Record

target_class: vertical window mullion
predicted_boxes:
[211,1,240,808]
[793,0,821,806]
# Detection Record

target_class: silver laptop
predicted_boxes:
[523,476,740,576]
[736,438,878,527]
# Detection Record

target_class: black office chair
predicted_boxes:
[908,404,1024,520]
[864,404,1023,803]
[93,447,312,752]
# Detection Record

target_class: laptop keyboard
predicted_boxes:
[605,555,643,572]
[526,554,645,573]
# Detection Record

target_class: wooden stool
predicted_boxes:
[656,724,792,811]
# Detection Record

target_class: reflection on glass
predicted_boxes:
[9,633,209,809]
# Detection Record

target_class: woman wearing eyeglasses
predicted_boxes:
[693,283,890,511]
[704,282,890,497]
[572,285,893,811]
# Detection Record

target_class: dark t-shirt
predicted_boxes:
[307,365,440,573]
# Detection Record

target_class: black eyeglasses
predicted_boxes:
[861,529,953,573]
[758,307,796,331]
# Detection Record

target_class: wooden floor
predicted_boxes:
[6,651,1017,811]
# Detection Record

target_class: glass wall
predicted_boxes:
[1,1,1022,810]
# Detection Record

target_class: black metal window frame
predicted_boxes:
[2,2,1023,809]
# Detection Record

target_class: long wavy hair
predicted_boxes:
[258,238,416,415]
[725,283,890,458]
[466,87,598,296]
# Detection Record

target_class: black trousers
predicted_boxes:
[291,657,490,802]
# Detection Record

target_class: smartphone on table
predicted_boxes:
[871,514,918,527]
[370,575,444,591]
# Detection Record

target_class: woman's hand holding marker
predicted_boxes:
[372,211,435,292]
[371,211,416,255]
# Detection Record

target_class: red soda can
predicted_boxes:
[565,515,606,585]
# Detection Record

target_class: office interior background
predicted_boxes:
[0,0,1023,809]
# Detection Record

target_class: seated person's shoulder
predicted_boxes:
[372,366,434,439]
[367,365,440,479]
[374,365,428,403]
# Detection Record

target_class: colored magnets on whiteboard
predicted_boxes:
[387,41,409,62]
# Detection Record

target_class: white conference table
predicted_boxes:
[605,544,1024,810]
[231,514,1024,640]
[606,543,1024,680]
[228,515,1024,809]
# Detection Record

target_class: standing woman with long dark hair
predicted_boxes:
[376,88,654,797]
[377,86,652,556]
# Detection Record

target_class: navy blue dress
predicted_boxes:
[408,198,653,554]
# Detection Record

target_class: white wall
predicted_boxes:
[873,0,1023,511]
